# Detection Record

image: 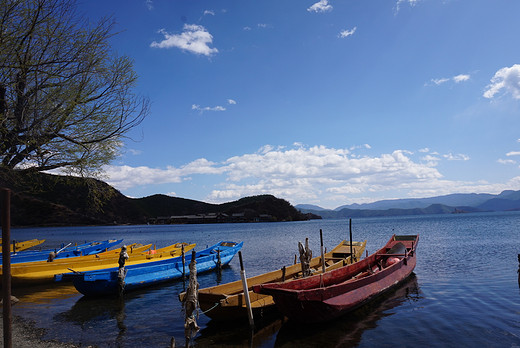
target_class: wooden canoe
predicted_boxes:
[58,241,243,297]
[0,239,45,253]
[5,242,195,285]
[1,239,123,265]
[180,240,366,321]
[253,234,418,323]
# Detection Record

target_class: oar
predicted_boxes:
[56,243,72,255]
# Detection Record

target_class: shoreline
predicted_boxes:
[0,313,80,348]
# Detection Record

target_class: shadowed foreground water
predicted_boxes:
[9,212,520,347]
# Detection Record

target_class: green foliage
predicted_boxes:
[0,0,149,176]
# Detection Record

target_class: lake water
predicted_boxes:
[7,212,520,347]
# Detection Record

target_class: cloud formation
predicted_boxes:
[483,64,520,99]
[102,144,498,208]
[339,27,357,38]
[191,99,237,113]
[307,0,332,13]
[429,74,471,86]
[150,24,218,56]
[395,0,418,13]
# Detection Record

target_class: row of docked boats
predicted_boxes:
[4,232,418,324]
[1,239,123,264]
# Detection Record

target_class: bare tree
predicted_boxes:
[0,0,150,178]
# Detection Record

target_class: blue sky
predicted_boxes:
[79,0,520,209]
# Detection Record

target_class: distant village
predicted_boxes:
[148,212,276,224]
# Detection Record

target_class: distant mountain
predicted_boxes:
[297,190,520,219]
[335,193,496,211]
[294,204,327,211]
[0,170,314,227]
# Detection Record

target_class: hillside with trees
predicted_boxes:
[0,171,315,227]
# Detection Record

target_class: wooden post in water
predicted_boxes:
[184,250,199,347]
[181,244,186,280]
[238,251,254,329]
[349,219,354,263]
[298,238,312,277]
[1,188,12,348]
[216,249,222,273]
[319,229,326,273]
[517,254,520,287]
[117,245,129,297]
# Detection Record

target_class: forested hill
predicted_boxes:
[0,171,316,227]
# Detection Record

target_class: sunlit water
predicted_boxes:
[8,212,520,347]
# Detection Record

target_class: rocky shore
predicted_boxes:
[0,314,80,348]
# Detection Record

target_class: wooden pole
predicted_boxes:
[181,244,186,280]
[184,250,199,347]
[319,229,326,273]
[349,218,353,264]
[1,188,12,348]
[238,251,254,329]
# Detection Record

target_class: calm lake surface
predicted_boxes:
[8,212,520,347]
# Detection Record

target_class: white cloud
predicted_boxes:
[431,78,450,86]
[429,74,471,86]
[192,104,226,113]
[443,153,470,161]
[506,151,520,156]
[453,74,470,83]
[145,0,153,10]
[497,159,515,165]
[150,24,218,56]
[395,0,418,13]
[483,64,520,99]
[339,27,357,39]
[192,99,236,113]
[307,0,332,13]
[203,10,215,16]
[106,144,520,208]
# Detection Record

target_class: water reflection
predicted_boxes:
[274,274,421,348]
[13,282,79,304]
[193,274,421,347]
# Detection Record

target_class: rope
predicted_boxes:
[200,302,220,315]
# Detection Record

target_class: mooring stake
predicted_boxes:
[298,237,312,277]
[320,229,326,273]
[239,251,254,330]
[1,188,12,348]
[349,219,354,263]
[184,250,199,347]
[117,245,129,296]
[181,244,186,280]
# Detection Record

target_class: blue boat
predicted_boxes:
[56,241,243,296]
[2,239,123,265]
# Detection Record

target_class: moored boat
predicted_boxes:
[0,239,46,253]
[57,241,243,296]
[253,234,418,323]
[1,239,123,265]
[180,240,366,321]
[5,242,194,285]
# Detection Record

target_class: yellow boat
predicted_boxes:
[4,242,196,285]
[0,239,45,252]
[179,240,366,321]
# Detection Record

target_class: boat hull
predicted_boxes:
[193,240,366,321]
[65,241,243,297]
[254,235,418,323]
[1,239,122,265]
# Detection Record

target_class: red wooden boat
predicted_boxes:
[253,234,418,323]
